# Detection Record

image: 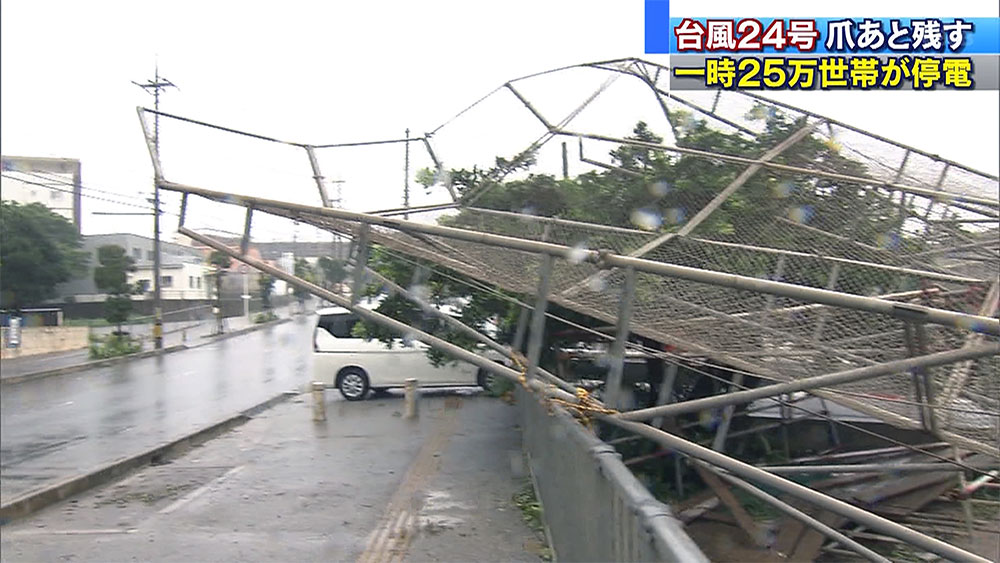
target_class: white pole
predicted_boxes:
[243,271,250,320]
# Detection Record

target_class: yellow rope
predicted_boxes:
[506,348,617,427]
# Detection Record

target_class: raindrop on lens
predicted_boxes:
[772,181,794,199]
[410,284,430,304]
[568,242,588,265]
[630,207,662,230]
[665,207,686,225]
[649,181,671,197]
[787,206,813,224]
[587,276,608,293]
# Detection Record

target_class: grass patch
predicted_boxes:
[513,483,553,561]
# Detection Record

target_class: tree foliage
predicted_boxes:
[317,256,346,288]
[293,258,317,301]
[208,250,232,302]
[93,245,137,333]
[356,107,926,362]
[0,201,87,310]
[258,273,276,310]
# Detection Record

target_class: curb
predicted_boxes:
[0,390,298,524]
[190,317,293,348]
[1,316,295,385]
[0,345,188,385]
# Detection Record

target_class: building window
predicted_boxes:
[161,276,173,288]
[132,248,142,260]
[51,190,61,200]
[189,276,195,289]
[137,279,150,292]
[147,250,154,260]
[197,277,202,289]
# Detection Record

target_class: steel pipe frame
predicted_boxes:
[183,185,1000,344]
[605,266,636,410]
[525,254,554,382]
[616,343,1000,422]
[179,226,575,404]
[247,197,1000,456]
[186,225,989,562]
[561,130,999,209]
[350,224,370,305]
[304,145,332,207]
[683,236,987,285]
[759,462,998,475]
[625,120,823,261]
[603,416,990,563]
[363,264,576,394]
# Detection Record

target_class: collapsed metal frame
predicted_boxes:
[136,57,999,561]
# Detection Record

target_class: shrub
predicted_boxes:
[89,333,142,359]
[253,311,279,324]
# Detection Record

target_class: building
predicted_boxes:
[55,233,209,302]
[1,155,82,233]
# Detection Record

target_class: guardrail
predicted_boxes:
[517,387,707,562]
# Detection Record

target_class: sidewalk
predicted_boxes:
[0,305,299,382]
[0,392,546,562]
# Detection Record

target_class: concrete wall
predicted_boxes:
[1,326,89,359]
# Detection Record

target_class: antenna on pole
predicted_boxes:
[133,63,178,350]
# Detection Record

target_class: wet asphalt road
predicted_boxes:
[1,316,318,503]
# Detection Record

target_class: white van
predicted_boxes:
[313,306,499,400]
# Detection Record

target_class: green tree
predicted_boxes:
[93,245,137,334]
[208,250,232,302]
[0,201,87,310]
[293,258,317,303]
[258,273,276,310]
[317,256,346,289]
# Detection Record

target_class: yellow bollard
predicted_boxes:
[312,381,327,422]
[404,378,419,419]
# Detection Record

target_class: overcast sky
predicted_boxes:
[2,0,997,242]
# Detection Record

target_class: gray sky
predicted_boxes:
[2,0,997,242]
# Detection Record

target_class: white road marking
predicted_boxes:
[158,465,245,515]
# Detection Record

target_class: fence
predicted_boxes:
[518,386,706,562]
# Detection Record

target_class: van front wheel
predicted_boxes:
[338,368,370,401]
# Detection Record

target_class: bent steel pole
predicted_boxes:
[156,182,1000,336]
[617,343,1000,422]
[603,416,991,563]
[759,462,997,474]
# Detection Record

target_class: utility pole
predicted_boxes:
[404,128,411,220]
[133,65,177,350]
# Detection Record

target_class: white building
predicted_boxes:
[131,261,211,301]
[55,233,209,302]
[1,155,82,233]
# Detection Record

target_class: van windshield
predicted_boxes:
[317,313,360,338]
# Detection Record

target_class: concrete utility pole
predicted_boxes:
[133,64,177,350]
[403,128,411,220]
